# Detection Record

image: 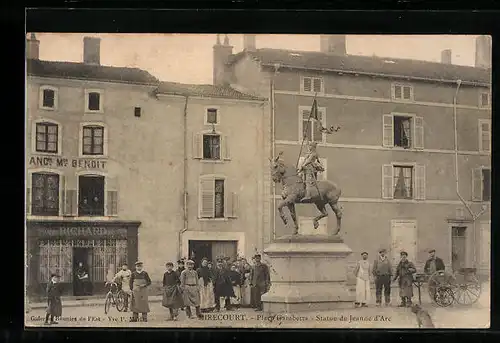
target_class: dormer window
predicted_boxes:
[39,86,58,110]
[85,89,103,113]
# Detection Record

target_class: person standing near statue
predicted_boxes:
[298,140,324,201]
[249,254,271,311]
[394,251,417,307]
[372,248,392,307]
[353,252,372,307]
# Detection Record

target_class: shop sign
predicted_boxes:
[36,227,128,238]
[28,156,106,169]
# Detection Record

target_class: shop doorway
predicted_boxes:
[73,247,93,296]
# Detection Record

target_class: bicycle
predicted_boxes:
[104,281,126,314]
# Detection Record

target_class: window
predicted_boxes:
[134,107,141,118]
[78,175,105,216]
[35,122,58,153]
[472,167,491,202]
[299,106,326,143]
[199,176,238,219]
[39,86,58,110]
[85,89,103,113]
[31,172,60,216]
[478,119,491,153]
[298,157,327,181]
[479,91,490,108]
[392,83,413,101]
[203,134,221,160]
[382,164,425,200]
[82,125,104,155]
[193,132,230,161]
[205,108,219,125]
[383,114,424,149]
[301,76,323,94]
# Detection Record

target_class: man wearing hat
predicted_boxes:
[213,258,235,311]
[394,251,417,307]
[424,249,445,275]
[129,261,152,322]
[45,273,62,325]
[353,252,372,307]
[372,248,392,307]
[180,260,203,319]
[249,254,271,311]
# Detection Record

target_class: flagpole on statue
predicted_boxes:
[296,93,318,169]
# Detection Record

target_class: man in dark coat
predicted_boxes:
[162,262,184,321]
[213,259,235,311]
[45,273,62,325]
[249,254,271,311]
[424,249,445,275]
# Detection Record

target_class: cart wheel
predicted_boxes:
[427,270,456,304]
[116,291,126,312]
[454,274,482,305]
[104,293,112,314]
[434,286,454,307]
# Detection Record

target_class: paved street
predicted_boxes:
[25,285,490,329]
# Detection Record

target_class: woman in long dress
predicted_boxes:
[197,258,215,313]
[229,264,242,308]
[240,260,252,307]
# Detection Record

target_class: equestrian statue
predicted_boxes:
[270,140,343,236]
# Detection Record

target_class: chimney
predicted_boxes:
[26,33,40,60]
[441,49,452,64]
[243,34,256,51]
[320,35,346,55]
[83,36,101,65]
[213,34,233,86]
[475,35,492,69]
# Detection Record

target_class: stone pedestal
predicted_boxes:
[262,235,354,313]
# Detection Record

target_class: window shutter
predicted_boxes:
[479,121,491,153]
[303,78,312,92]
[222,135,231,160]
[225,191,239,218]
[413,116,424,149]
[403,86,412,100]
[193,132,202,159]
[383,115,394,147]
[393,85,402,99]
[63,175,77,216]
[472,168,483,201]
[26,187,31,216]
[106,176,118,216]
[59,174,65,216]
[382,164,394,199]
[313,78,322,93]
[199,177,215,218]
[414,165,426,200]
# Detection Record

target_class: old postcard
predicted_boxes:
[25,33,491,329]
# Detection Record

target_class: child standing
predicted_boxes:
[45,273,62,325]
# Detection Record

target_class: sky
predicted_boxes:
[33,33,481,85]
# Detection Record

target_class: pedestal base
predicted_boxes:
[262,235,355,314]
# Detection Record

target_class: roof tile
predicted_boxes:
[157,81,265,101]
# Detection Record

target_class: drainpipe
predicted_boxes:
[178,95,189,260]
[453,80,488,269]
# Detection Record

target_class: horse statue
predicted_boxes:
[270,152,343,236]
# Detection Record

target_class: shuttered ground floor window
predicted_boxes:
[38,239,127,283]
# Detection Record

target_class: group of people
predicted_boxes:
[353,248,445,308]
[162,254,271,321]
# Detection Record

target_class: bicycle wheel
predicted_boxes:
[115,291,126,312]
[104,293,113,314]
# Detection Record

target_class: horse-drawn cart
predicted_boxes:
[413,268,481,307]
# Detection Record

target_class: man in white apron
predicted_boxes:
[354,252,372,307]
[113,263,132,312]
[129,261,152,322]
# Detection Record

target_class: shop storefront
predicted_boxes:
[26,220,140,298]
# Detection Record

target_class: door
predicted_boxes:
[451,226,467,272]
[211,241,238,263]
[390,220,417,266]
[188,241,212,269]
[73,248,90,296]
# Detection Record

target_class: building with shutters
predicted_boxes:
[154,80,268,269]
[216,34,491,278]
[25,34,268,298]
